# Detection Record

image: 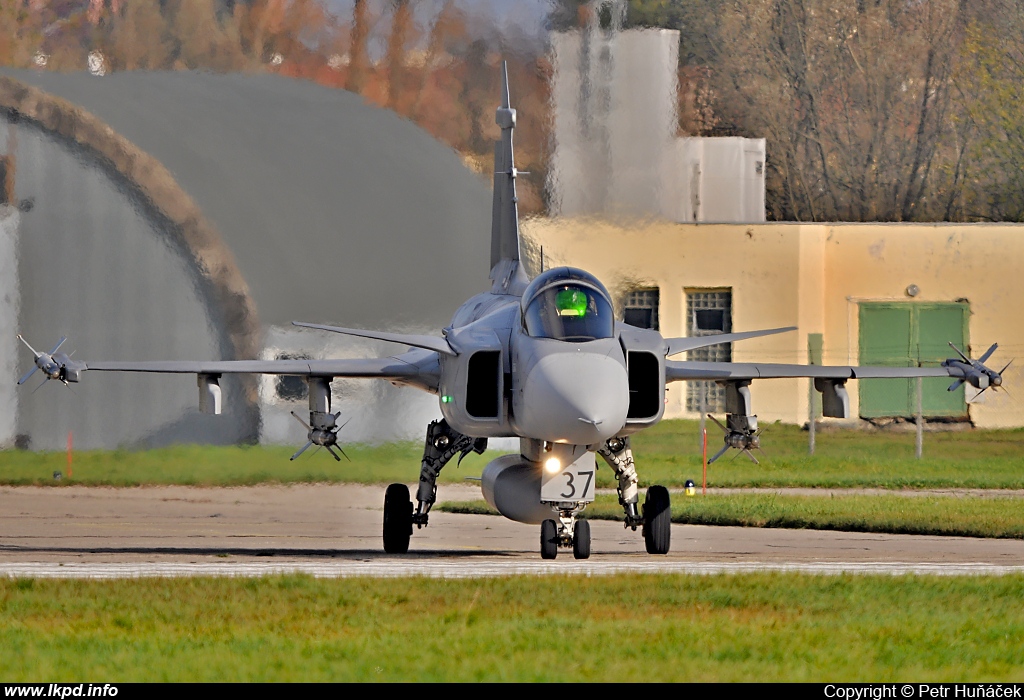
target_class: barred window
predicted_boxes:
[622,288,659,331]
[685,289,732,412]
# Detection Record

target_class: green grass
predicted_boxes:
[1,419,1022,488]
[0,442,494,487]
[439,492,1024,539]
[629,419,1024,489]
[2,574,1023,681]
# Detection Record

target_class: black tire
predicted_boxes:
[540,519,558,560]
[383,483,412,554]
[573,519,591,560]
[643,485,671,555]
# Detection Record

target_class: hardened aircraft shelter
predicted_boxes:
[0,70,490,450]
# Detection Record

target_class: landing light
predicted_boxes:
[544,457,562,474]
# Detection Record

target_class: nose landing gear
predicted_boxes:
[540,506,591,560]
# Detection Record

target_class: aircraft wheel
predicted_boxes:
[643,485,671,555]
[540,519,558,560]
[572,519,591,560]
[383,483,412,554]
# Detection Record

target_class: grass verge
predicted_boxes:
[0,443,493,487]
[1,419,1022,488]
[629,420,1024,489]
[2,573,1023,681]
[438,492,1024,539]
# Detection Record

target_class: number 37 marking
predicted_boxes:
[560,470,594,499]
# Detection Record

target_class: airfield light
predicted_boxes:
[544,457,562,473]
[555,289,588,317]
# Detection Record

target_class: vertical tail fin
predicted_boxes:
[489,61,529,294]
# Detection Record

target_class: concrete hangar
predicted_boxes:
[0,70,490,451]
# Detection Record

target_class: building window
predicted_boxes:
[685,289,732,412]
[275,354,311,401]
[622,288,659,331]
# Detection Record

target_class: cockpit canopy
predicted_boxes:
[521,267,615,341]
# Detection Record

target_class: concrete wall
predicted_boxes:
[549,29,680,219]
[674,137,767,223]
[524,218,1024,428]
[549,29,765,224]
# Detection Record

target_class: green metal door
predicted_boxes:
[858,302,968,418]
[859,305,913,416]
[917,304,969,416]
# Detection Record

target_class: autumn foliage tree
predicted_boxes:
[15,1,1024,223]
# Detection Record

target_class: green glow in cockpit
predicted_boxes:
[555,288,589,317]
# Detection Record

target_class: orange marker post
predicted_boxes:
[701,427,707,495]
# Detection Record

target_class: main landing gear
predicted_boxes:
[597,435,671,555]
[642,485,671,555]
[381,419,485,554]
[382,483,412,554]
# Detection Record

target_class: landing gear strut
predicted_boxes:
[596,435,672,555]
[412,419,486,528]
[597,436,643,528]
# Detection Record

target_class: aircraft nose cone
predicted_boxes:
[518,350,628,445]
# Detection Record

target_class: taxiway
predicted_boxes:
[1,484,1022,578]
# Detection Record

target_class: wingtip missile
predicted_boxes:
[943,343,1008,394]
[16,334,81,388]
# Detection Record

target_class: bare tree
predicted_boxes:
[715,0,965,221]
[384,0,413,113]
[347,0,369,94]
[955,2,1024,221]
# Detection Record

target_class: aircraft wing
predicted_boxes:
[84,356,423,379]
[665,361,959,382]
[28,345,443,396]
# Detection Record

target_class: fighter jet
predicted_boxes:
[18,64,1008,560]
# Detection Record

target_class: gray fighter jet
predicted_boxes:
[18,65,1008,559]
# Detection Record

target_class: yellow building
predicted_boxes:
[524,219,1024,428]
